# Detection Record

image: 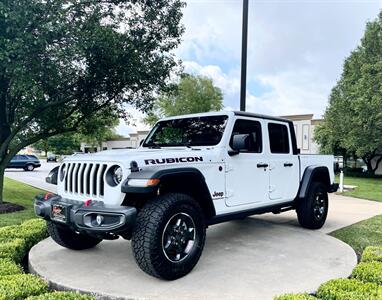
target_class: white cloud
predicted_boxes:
[178,0,382,117]
[184,60,330,118]
[117,0,382,134]
[247,70,331,117]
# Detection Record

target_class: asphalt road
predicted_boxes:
[5,161,59,193]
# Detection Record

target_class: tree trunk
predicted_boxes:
[363,156,376,175]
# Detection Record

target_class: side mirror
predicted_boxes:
[46,166,59,185]
[229,134,251,156]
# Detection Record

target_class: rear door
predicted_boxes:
[266,122,299,201]
[8,155,20,168]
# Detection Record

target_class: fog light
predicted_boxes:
[96,215,104,226]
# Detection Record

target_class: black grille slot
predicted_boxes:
[86,164,93,195]
[99,164,107,196]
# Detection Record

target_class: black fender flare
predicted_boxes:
[298,166,331,199]
[121,167,216,218]
[122,167,209,195]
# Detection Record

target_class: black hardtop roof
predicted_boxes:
[233,111,292,124]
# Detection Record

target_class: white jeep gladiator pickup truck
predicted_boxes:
[35,111,338,280]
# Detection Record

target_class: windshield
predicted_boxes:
[143,115,229,147]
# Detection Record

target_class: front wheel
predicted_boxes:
[131,193,206,280]
[297,182,329,229]
[24,164,34,171]
[47,221,102,250]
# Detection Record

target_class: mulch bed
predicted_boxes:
[0,202,25,214]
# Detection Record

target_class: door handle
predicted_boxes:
[257,163,269,168]
[284,163,293,167]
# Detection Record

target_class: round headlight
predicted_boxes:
[113,166,123,185]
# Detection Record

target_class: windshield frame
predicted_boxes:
[142,115,229,148]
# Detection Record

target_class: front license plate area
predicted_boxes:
[51,203,69,223]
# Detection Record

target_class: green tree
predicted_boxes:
[315,11,382,174]
[77,112,120,150]
[144,74,224,125]
[34,113,119,155]
[34,134,81,156]
[0,0,185,203]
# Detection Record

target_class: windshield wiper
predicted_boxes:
[181,142,192,148]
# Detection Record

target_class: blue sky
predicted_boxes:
[116,0,382,136]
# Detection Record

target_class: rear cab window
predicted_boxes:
[268,123,290,154]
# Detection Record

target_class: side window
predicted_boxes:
[230,119,262,153]
[268,123,290,154]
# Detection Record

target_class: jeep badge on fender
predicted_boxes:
[35,111,338,280]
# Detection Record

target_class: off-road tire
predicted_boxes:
[131,193,206,280]
[297,182,328,229]
[47,221,102,250]
[24,164,34,171]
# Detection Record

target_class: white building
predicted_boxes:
[280,114,322,155]
[80,130,150,153]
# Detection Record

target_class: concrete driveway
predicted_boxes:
[29,194,382,300]
[5,161,58,193]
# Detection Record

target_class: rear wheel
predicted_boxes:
[47,221,102,250]
[297,182,328,229]
[131,193,206,280]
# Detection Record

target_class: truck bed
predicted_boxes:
[299,154,335,184]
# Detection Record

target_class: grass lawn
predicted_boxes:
[0,178,45,227]
[331,214,382,258]
[332,175,382,258]
[335,175,382,202]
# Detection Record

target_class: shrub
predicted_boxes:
[0,274,48,300]
[317,278,382,300]
[26,292,96,300]
[0,238,26,262]
[0,219,48,250]
[352,261,382,285]
[0,258,23,276]
[274,293,317,300]
[361,246,382,263]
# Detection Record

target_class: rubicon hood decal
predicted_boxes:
[144,156,204,165]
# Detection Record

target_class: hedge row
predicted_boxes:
[0,218,95,300]
[352,261,382,285]
[274,246,382,300]
[361,246,382,263]
[0,274,48,300]
[317,278,382,300]
[0,259,23,276]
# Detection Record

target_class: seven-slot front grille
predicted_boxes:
[64,163,108,198]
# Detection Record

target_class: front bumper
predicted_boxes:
[34,194,137,238]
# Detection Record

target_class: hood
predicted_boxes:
[63,147,224,168]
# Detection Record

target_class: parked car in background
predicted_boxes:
[47,154,58,162]
[7,155,41,171]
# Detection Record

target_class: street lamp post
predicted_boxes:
[240,0,249,112]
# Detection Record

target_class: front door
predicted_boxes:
[225,118,269,207]
[267,122,299,201]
